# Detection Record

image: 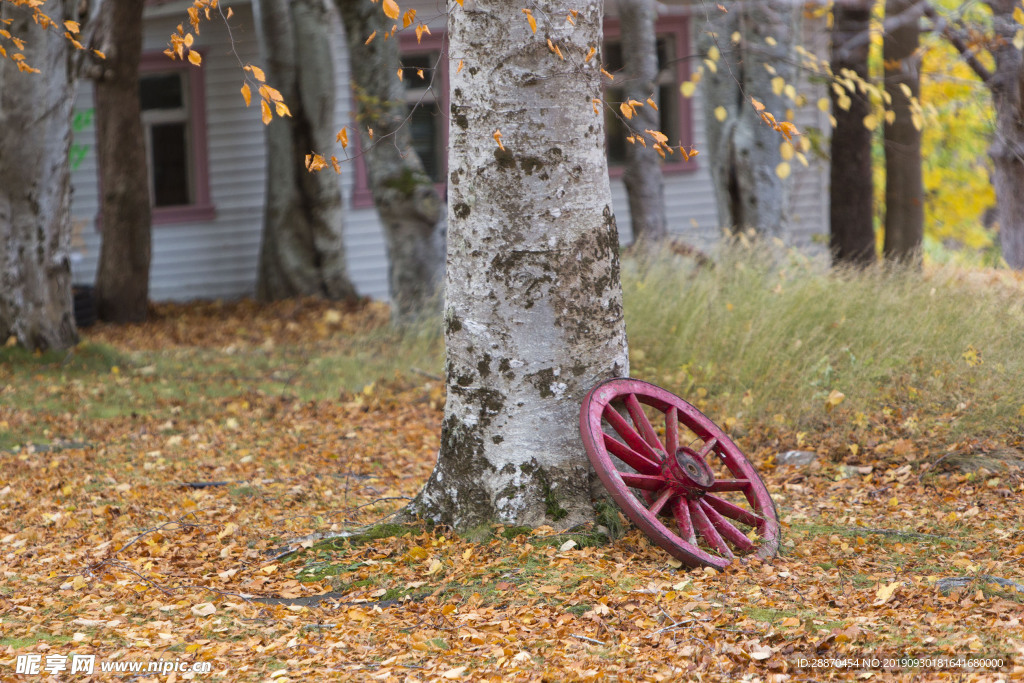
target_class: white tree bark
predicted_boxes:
[408,0,629,529]
[0,0,79,350]
[255,0,358,302]
[698,0,801,237]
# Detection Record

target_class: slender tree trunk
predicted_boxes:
[93,0,152,322]
[335,0,444,323]
[618,0,666,244]
[0,1,79,351]
[984,0,1024,269]
[830,0,877,265]
[882,0,924,265]
[407,0,629,529]
[255,0,358,302]
[699,0,800,237]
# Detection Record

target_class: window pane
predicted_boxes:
[140,73,184,110]
[604,88,627,165]
[401,54,435,88]
[603,34,681,164]
[150,123,191,206]
[409,102,442,182]
[604,42,623,73]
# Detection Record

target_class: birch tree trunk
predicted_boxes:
[618,0,666,243]
[336,0,444,323]
[0,0,79,350]
[93,0,152,322]
[830,0,876,265]
[698,0,801,237]
[407,0,629,530]
[882,0,924,265]
[255,0,358,302]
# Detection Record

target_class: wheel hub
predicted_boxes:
[666,447,715,492]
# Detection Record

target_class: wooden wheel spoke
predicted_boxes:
[603,406,663,465]
[624,393,664,451]
[665,406,679,455]
[648,488,674,517]
[697,437,719,460]
[689,499,733,559]
[621,472,668,491]
[707,479,751,493]
[700,499,755,553]
[602,433,661,475]
[704,494,763,528]
[672,496,696,546]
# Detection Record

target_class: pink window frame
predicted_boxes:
[139,50,215,224]
[602,13,696,178]
[350,30,449,209]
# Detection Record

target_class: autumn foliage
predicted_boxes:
[1,295,1022,680]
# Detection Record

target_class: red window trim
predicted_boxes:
[603,13,697,178]
[350,30,449,210]
[139,50,216,225]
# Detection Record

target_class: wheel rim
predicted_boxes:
[580,378,780,569]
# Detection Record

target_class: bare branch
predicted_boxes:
[923,4,994,84]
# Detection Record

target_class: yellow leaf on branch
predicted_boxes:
[187,50,202,66]
[240,83,251,107]
[246,64,266,82]
[382,0,400,20]
[261,99,272,125]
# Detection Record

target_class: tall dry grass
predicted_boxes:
[621,245,1024,441]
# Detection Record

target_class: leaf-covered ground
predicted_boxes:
[1,299,1022,681]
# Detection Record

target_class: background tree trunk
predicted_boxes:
[0,0,79,351]
[983,0,1024,269]
[93,0,152,322]
[830,0,877,265]
[255,0,358,302]
[336,0,444,324]
[882,0,924,265]
[408,0,629,530]
[699,0,800,237]
[618,0,666,244]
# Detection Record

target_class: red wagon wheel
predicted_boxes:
[580,378,780,569]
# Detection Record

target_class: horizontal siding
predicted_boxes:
[70,0,828,304]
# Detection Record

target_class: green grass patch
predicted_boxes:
[0,633,74,648]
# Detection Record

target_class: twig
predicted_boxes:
[572,634,607,646]
[411,367,442,381]
[652,618,697,635]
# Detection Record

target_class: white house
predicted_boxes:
[68,0,830,302]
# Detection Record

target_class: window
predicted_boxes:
[401,52,445,183]
[138,52,214,223]
[602,15,694,175]
[351,34,447,208]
